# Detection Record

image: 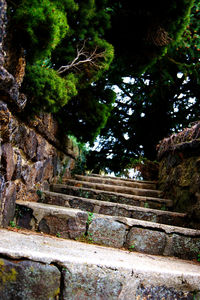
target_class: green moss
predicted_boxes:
[0,259,18,286]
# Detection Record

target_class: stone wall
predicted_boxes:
[0,1,79,227]
[157,122,200,225]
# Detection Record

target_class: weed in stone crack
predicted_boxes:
[75,233,94,244]
[87,232,93,242]
[36,189,45,202]
[9,221,16,228]
[144,202,149,208]
[161,205,166,211]
[87,212,94,226]
[9,221,21,229]
[128,244,135,252]
[56,232,61,238]
[78,189,90,198]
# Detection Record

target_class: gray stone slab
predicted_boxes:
[0,229,200,299]
[42,190,187,226]
[16,201,200,259]
[126,227,166,255]
[66,178,161,198]
[75,174,157,190]
[51,184,173,209]
[88,217,127,248]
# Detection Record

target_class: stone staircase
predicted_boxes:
[1,173,200,298]
[14,173,200,260]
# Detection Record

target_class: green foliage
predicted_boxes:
[128,244,135,251]
[11,0,76,61]
[87,212,94,226]
[23,65,78,113]
[87,0,200,175]
[198,254,200,262]
[71,140,88,175]
[9,221,16,228]
[57,86,116,143]
[8,0,198,160]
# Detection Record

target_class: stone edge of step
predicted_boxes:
[74,174,158,189]
[16,200,200,237]
[88,173,158,184]
[65,179,162,195]
[51,184,173,206]
[43,190,186,218]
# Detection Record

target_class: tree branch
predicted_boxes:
[57,41,106,74]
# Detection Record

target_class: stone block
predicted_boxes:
[38,211,88,239]
[23,130,38,160]
[0,258,60,300]
[126,227,166,255]
[2,143,15,181]
[1,182,16,227]
[172,234,200,260]
[62,263,123,300]
[88,217,127,248]
[136,284,195,300]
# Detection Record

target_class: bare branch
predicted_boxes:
[57,41,106,75]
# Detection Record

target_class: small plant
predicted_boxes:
[161,205,166,211]
[197,254,200,262]
[144,202,149,208]
[76,233,94,244]
[87,212,94,226]
[128,244,135,251]
[56,232,61,238]
[9,221,21,229]
[87,232,93,242]
[9,221,16,228]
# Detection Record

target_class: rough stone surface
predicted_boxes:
[15,201,200,259]
[157,122,200,228]
[62,263,123,299]
[66,178,161,198]
[16,201,88,239]
[135,285,195,300]
[51,184,173,209]
[75,174,157,190]
[0,258,60,300]
[42,190,187,226]
[0,181,16,226]
[172,234,200,260]
[39,211,88,239]
[126,227,166,255]
[0,100,77,226]
[88,217,127,248]
[0,229,200,299]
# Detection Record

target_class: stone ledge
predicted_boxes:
[0,229,200,299]
[51,184,173,209]
[15,201,200,259]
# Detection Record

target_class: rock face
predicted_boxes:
[0,2,79,227]
[157,122,200,227]
[0,258,60,300]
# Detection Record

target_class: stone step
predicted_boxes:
[66,179,162,198]
[42,190,187,227]
[1,228,200,299]
[75,174,158,190]
[50,184,173,209]
[87,173,157,186]
[15,201,200,260]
